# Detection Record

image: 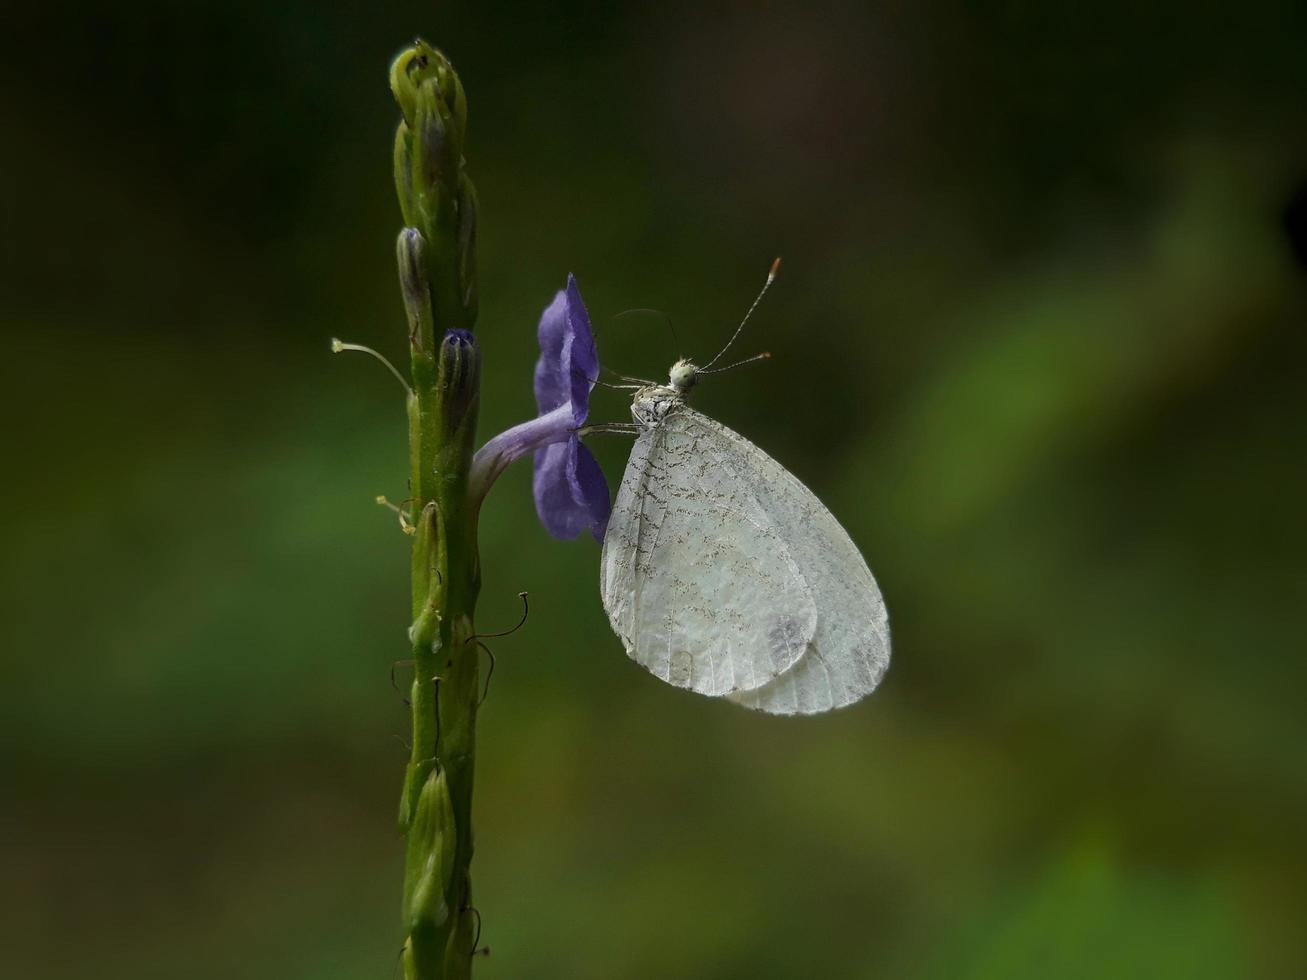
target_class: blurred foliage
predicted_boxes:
[2,2,1305,978]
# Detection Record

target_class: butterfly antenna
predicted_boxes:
[698,351,772,376]
[700,257,780,371]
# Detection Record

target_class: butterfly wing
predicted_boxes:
[695,410,890,715]
[601,406,817,697]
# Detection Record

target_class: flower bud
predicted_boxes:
[413,80,458,197]
[391,40,464,230]
[430,51,467,149]
[402,767,456,935]
[438,328,480,437]
[391,39,477,336]
[393,125,416,228]
[397,227,435,352]
[388,46,420,127]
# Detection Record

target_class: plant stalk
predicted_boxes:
[390,38,482,980]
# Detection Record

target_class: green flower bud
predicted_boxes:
[391,39,477,337]
[437,329,480,440]
[390,40,466,141]
[397,227,435,352]
[402,767,456,936]
[413,82,458,202]
[391,40,465,237]
[389,47,421,128]
[393,124,417,229]
[430,53,467,149]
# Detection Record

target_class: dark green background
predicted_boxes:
[3,2,1305,977]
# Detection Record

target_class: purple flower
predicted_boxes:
[470,275,611,540]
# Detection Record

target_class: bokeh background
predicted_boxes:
[3,2,1306,977]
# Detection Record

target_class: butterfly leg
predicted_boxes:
[574,423,642,438]
[570,366,644,391]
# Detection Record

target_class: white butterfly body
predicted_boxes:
[600,373,890,715]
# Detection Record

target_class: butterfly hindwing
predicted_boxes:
[689,408,889,715]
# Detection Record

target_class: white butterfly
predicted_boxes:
[598,264,890,715]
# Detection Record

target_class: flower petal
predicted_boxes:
[533,274,596,424]
[563,275,598,419]
[567,438,610,540]
[533,437,611,541]
[533,290,570,412]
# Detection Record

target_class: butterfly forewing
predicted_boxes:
[601,406,817,697]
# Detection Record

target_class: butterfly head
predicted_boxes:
[668,358,699,394]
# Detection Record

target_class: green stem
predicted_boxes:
[390,38,482,980]
[400,373,481,978]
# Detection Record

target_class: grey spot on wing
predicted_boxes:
[600,407,817,697]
